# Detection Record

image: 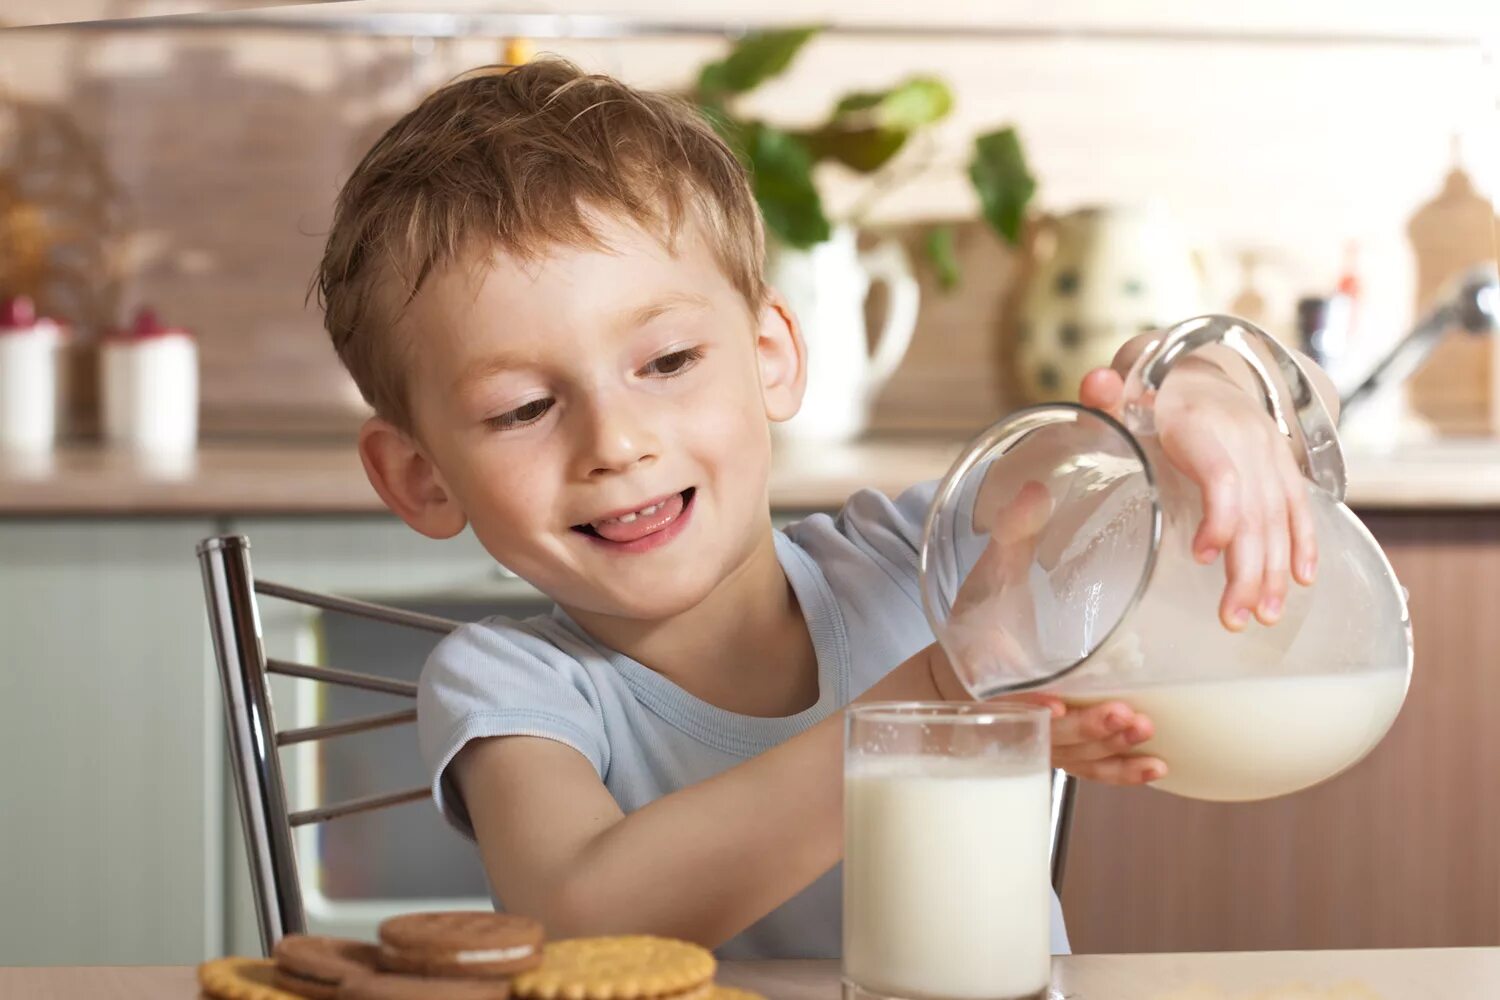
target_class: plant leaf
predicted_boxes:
[969,127,1035,246]
[801,76,953,173]
[697,27,819,99]
[744,123,830,249]
[798,126,907,173]
[925,225,961,290]
[834,76,954,131]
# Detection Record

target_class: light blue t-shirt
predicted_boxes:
[417,481,1071,959]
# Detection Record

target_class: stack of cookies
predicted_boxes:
[197,912,765,1000]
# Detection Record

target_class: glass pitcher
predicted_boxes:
[919,314,1412,802]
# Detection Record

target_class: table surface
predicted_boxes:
[5,950,1499,999]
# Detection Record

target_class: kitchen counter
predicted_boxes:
[3,435,1500,515]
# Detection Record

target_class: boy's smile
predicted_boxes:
[362,210,807,627]
[572,486,697,553]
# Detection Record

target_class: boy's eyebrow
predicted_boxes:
[624,292,712,327]
[453,293,714,391]
[453,350,536,392]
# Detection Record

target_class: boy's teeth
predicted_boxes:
[601,501,663,525]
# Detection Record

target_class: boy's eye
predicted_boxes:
[487,397,553,430]
[640,346,704,378]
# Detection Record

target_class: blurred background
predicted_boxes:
[1,0,1498,971]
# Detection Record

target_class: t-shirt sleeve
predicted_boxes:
[826,467,989,604]
[417,618,610,840]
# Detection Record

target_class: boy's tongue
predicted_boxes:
[592,492,685,544]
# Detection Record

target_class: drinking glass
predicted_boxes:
[844,702,1052,1000]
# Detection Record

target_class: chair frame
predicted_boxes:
[197,535,460,953]
[198,533,1079,954]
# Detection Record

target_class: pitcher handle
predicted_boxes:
[1121,314,1348,501]
[858,238,921,394]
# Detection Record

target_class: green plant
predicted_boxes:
[691,26,1036,287]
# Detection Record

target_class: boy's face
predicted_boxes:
[364,213,805,621]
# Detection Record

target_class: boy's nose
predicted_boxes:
[578,396,660,477]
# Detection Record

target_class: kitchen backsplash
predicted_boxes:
[0,11,1496,436]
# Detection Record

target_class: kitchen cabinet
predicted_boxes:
[0,519,221,965]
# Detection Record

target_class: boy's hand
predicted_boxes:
[940,483,1166,786]
[1078,364,1317,631]
[1008,693,1165,786]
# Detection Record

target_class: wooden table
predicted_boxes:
[4,951,1498,999]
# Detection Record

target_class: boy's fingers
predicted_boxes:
[1054,726,1152,763]
[1184,445,1240,562]
[1066,755,1167,786]
[1221,484,1264,631]
[1257,471,1290,625]
[997,481,1054,546]
[1282,450,1318,586]
[1051,701,1133,745]
[1078,367,1125,419]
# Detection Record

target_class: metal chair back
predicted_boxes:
[197,535,460,953]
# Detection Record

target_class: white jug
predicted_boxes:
[768,226,920,442]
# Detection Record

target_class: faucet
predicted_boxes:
[1339,266,1500,422]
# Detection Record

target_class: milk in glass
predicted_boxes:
[844,755,1051,1000]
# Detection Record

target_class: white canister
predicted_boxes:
[101,309,199,456]
[0,297,63,454]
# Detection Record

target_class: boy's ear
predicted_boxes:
[358,416,468,540]
[756,290,807,423]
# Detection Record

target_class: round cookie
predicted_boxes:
[378,911,545,978]
[512,936,716,1000]
[198,957,307,1000]
[273,935,382,999]
[337,971,512,1000]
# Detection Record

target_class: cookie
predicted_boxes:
[198,957,307,1000]
[512,936,716,1000]
[378,911,545,978]
[336,971,512,1000]
[273,935,382,999]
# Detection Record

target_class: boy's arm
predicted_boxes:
[453,644,955,948]
[457,640,1150,947]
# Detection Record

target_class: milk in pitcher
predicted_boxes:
[1067,669,1408,800]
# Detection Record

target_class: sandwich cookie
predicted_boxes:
[272,934,382,999]
[377,911,545,978]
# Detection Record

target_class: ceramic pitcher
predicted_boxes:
[1016,203,1203,402]
[768,226,920,442]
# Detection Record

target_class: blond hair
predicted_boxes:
[315,59,766,431]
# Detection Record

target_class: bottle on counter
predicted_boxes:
[101,307,198,460]
[0,295,65,455]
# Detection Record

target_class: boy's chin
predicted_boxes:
[567,583,717,622]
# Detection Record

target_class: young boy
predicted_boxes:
[315,60,1332,958]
